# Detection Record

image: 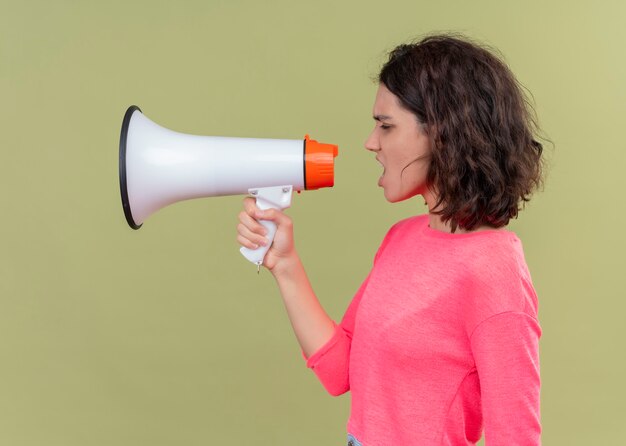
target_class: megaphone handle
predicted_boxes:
[240,186,293,266]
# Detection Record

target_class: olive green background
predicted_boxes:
[2,0,624,444]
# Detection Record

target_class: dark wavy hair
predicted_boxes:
[379,33,545,232]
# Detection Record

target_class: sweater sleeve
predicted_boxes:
[303,274,371,396]
[470,311,542,445]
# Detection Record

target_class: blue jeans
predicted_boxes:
[347,433,363,446]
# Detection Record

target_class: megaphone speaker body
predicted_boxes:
[119,106,338,265]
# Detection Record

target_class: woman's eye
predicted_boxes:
[380,124,391,130]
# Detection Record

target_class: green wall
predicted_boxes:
[2,0,625,444]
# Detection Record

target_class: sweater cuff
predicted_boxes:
[301,321,339,367]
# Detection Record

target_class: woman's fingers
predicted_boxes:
[254,207,293,229]
[237,221,268,249]
[238,208,267,236]
[241,197,292,233]
[243,197,258,216]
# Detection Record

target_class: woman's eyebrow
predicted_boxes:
[373,114,392,121]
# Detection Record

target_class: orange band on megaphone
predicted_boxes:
[304,134,338,190]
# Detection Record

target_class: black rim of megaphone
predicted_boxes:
[119,105,142,229]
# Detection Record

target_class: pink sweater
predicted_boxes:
[304,215,541,445]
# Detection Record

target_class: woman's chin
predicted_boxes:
[383,188,419,204]
[382,188,400,203]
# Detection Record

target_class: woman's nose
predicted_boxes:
[364,130,379,152]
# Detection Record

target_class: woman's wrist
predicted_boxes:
[269,250,301,279]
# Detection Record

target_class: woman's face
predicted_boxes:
[364,84,432,203]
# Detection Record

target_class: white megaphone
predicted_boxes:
[119,105,338,267]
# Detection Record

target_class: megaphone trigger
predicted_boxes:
[239,186,293,267]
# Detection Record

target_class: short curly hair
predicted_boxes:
[379,33,545,232]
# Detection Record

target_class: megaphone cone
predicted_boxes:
[118,105,338,265]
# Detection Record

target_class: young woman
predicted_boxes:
[237,33,544,445]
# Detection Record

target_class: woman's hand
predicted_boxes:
[237,197,297,275]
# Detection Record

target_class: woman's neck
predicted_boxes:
[422,190,454,233]
[427,213,456,233]
[423,191,498,234]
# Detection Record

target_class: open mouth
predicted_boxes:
[375,157,385,170]
[376,158,385,185]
